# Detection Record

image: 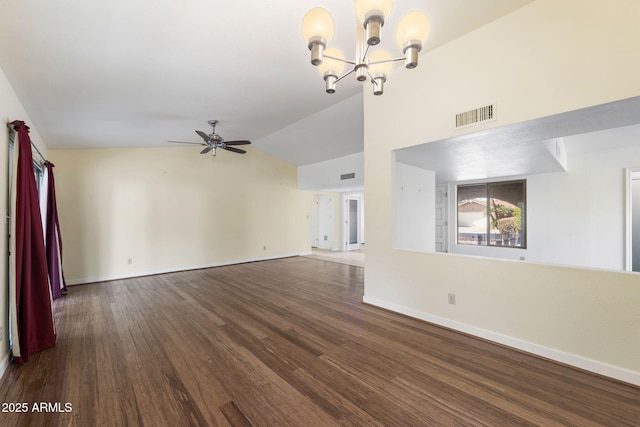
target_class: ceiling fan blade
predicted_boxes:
[223,146,246,154]
[223,140,252,145]
[168,140,206,145]
[195,130,211,142]
[200,146,213,154]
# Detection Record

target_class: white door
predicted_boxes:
[435,185,448,253]
[346,196,361,251]
[311,195,319,248]
[317,194,334,250]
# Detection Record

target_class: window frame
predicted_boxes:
[456,179,527,249]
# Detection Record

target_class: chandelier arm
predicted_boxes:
[323,54,356,65]
[369,57,406,66]
[334,68,356,84]
[361,44,371,63]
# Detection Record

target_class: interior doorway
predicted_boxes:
[346,195,362,251]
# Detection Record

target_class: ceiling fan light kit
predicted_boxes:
[302,0,430,96]
[168,120,251,157]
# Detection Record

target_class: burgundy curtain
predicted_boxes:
[44,161,67,299]
[9,121,56,364]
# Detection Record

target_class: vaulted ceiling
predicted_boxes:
[0,0,533,166]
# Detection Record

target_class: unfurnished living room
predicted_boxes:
[0,0,639,426]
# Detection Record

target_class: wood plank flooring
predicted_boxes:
[0,257,638,426]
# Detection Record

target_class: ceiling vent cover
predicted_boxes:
[341,172,356,180]
[456,104,495,128]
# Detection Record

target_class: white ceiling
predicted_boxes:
[0,0,533,166]
[395,96,640,182]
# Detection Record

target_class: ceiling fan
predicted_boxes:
[169,120,251,156]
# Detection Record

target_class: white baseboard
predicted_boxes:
[66,252,309,286]
[363,295,640,387]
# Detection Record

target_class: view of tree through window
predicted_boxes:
[457,180,526,248]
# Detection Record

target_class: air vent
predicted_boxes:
[340,173,355,180]
[455,104,495,128]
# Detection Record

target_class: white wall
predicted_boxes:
[49,146,314,284]
[526,145,632,270]
[0,66,49,377]
[298,152,363,192]
[364,0,640,385]
[393,161,435,252]
[315,194,335,250]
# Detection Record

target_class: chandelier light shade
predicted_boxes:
[396,11,431,69]
[302,1,430,96]
[354,0,395,45]
[354,0,394,22]
[301,7,336,65]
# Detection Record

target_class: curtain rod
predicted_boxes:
[6,123,47,164]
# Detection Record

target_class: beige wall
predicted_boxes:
[363,0,640,384]
[49,146,314,283]
[0,66,49,372]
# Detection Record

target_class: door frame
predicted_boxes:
[625,168,640,271]
[344,193,363,251]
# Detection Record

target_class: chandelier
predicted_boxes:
[301,0,430,95]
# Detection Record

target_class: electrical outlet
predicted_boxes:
[127,258,133,265]
[263,246,267,251]
[448,293,456,305]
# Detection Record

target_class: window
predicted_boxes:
[8,134,45,195]
[457,180,526,248]
[33,160,44,194]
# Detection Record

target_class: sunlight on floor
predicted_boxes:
[305,247,364,267]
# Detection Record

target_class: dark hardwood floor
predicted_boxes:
[0,257,638,426]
